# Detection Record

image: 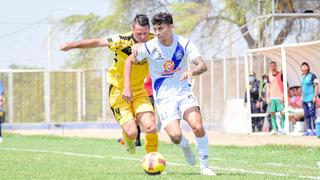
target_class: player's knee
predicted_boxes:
[144,124,157,134]
[170,133,182,144]
[192,124,205,137]
[125,128,138,140]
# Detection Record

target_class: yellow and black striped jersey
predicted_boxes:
[106,32,154,89]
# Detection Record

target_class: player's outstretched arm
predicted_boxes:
[122,54,136,103]
[60,38,109,51]
[181,56,207,81]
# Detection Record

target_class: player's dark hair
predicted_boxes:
[133,14,150,28]
[301,62,310,72]
[269,61,277,65]
[152,12,173,26]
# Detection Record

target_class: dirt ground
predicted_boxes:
[6,129,320,147]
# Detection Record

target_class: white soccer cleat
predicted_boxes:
[269,130,277,135]
[201,167,216,176]
[182,146,196,165]
[0,137,2,143]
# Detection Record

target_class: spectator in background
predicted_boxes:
[266,61,285,135]
[245,71,262,132]
[288,86,304,124]
[0,80,5,143]
[300,62,318,136]
[259,74,272,132]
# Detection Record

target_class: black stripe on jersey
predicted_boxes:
[121,47,132,56]
[119,35,132,41]
[107,37,113,43]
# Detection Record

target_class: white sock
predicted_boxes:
[177,136,189,149]
[195,134,209,169]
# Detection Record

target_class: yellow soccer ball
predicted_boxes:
[142,152,166,175]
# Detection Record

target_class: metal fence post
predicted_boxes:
[210,59,215,123]
[101,68,107,121]
[82,70,86,119]
[236,56,240,99]
[8,71,14,123]
[44,69,51,123]
[76,70,82,122]
[223,57,227,103]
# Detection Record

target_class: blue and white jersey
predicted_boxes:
[136,35,201,100]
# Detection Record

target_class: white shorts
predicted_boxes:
[155,92,200,130]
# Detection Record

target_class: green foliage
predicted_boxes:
[172,1,210,35]
[59,0,212,68]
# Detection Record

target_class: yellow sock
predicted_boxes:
[145,133,158,153]
[122,131,135,154]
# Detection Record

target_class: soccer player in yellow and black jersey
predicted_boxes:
[60,14,158,154]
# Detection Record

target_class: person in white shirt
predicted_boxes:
[122,12,215,176]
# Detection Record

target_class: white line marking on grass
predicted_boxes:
[0,147,105,159]
[112,156,320,179]
[160,154,319,170]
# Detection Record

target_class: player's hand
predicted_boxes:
[256,101,260,109]
[180,71,192,81]
[266,98,270,104]
[60,42,74,51]
[122,87,133,103]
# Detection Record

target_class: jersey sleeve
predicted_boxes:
[311,73,318,84]
[136,43,150,62]
[105,34,131,51]
[185,40,201,60]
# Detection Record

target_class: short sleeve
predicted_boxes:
[185,40,201,60]
[136,43,150,62]
[105,34,131,51]
[312,73,318,84]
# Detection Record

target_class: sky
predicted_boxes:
[0,0,109,69]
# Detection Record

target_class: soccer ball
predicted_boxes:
[142,152,166,175]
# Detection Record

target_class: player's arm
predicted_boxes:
[122,54,136,103]
[122,43,145,103]
[190,57,207,76]
[180,56,207,81]
[313,75,319,102]
[60,38,109,51]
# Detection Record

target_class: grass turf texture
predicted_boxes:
[0,133,319,179]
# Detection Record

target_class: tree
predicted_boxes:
[59,0,210,68]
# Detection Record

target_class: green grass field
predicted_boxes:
[0,133,319,179]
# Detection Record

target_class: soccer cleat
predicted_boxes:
[310,131,316,136]
[182,146,196,166]
[201,167,216,176]
[269,130,277,135]
[304,129,314,136]
[117,137,125,145]
[135,139,141,147]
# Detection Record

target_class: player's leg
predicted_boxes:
[121,119,138,154]
[180,93,215,176]
[164,119,196,166]
[109,85,137,154]
[135,125,142,146]
[136,111,158,153]
[269,99,278,134]
[133,90,158,153]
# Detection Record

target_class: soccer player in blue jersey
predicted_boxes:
[122,12,215,176]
